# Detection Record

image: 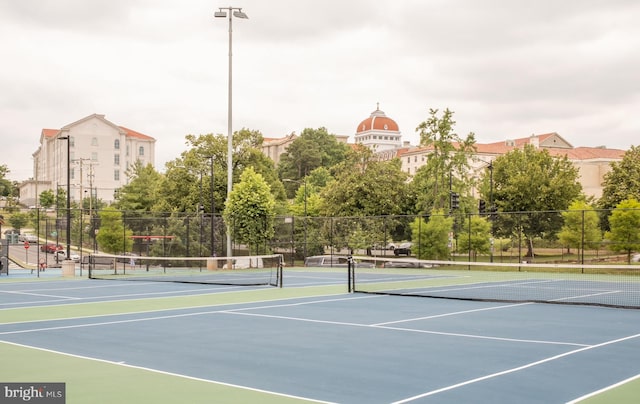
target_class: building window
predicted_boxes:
[91,152,98,161]
[71,167,75,180]
[138,146,145,156]
[407,157,410,163]
[70,136,75,147]
[114,170,120,181]
[114,139,120,149]
[114,154,120,165]
[126,145,130,156]
[91,137,98,146]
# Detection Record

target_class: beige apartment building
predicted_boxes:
[20,114,156,207]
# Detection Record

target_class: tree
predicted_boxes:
[557,200,601,254]
[278,127,349,186]
[318,146,412,249]
[413,108,476,213]
[157,130,284,214]
[116,162,163,212]
[599,146,640,210]
[320,145,410,217]
[8,212,29,232]
[457,215,492,260]
[96,207,133,254]
[604,198,640,263]
[39,190,55,209]
[487,144,582,257]
[0,164,15,198]
[223,167,276,254]
[411,211,453,260]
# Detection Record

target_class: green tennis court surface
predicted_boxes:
[2,268,639,403]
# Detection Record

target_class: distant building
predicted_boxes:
[354,104,402,152]
[397,133,624,199]
[260,106,624,200]
[20,114,156,207]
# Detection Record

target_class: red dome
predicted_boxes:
[356,106,399,133]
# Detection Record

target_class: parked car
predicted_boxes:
[393,242,413,256]
[304,255,375,268]
[372,242,396,251]
[41,243,63,253]
[18,233,38,243]
[55,250,80,263]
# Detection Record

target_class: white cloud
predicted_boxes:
[1,0,639,181]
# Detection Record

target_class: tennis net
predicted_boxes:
[87,254,283,287]
[348,256,640,309]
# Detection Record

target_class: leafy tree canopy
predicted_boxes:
[320,145,411,217]
[8,212,29,232]
[39,190,55,209]
[599,145,640,210]
[457,216,492,259]
[116,161,163,212]
[0,164,15,197]
[411,211,453,260]
[95,207,133,254]
[413,108,476,213]
[278,127,349,183]
[604,198,640,263]
[156,129,283,213]
[223,167,276,254]
[557,200,601,252]
[487,144,582,257]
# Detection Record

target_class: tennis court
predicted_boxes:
[1,265,640,403]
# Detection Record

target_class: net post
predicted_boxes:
[278,254,283,288]
[88,254,93,279]
[347,254,354,293]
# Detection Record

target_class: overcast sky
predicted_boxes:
[2,0,639,181]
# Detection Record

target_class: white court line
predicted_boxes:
[0,340,335,404]
[2,290,82,300]
[372,302,533,325]
[2,294,588,347]
[0,288,226,308]
[566,373,640,403]
[0,284,258,311]
[224,310,589,348]
[0,293,352,327]
[390,332,640,404]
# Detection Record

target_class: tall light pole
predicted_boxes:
[215,6,248,262]
[57,135,71,260]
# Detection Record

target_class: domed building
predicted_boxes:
[355,104,402,152]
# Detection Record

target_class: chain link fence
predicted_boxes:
[33,208,640,265]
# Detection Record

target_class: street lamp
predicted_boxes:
[283,178,307,260]
[57,135,71,261]
[215,6,248,263]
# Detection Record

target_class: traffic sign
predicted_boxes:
[24,241,30,249]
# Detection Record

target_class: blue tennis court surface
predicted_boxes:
[2,270,640,403]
